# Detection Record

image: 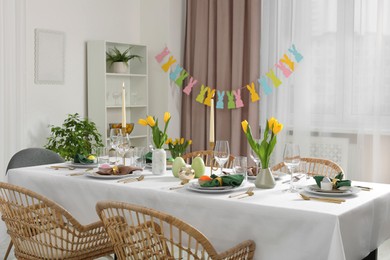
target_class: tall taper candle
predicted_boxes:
[122,82,126,129]
[210,98,214,143]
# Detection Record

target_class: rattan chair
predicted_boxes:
[96,201,256,260]
[271,157,344,178]
[0,182,114,259]
[181,150,235,169]
[3,148,66,259]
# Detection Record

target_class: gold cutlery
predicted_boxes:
[237,191,255,199]
[118,175,144,184]
[299,193,345,204]
[50,166,76,170]
[229,187,254,198]
[67,173,84,176]
[355,186,372,191]
[169,186,185,190]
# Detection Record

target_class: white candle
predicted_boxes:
[122,82,126,128]
[210,98,214,143]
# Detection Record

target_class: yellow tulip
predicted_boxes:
[164,112,171,123]
[272,121,283,134]
[165,138,172,144]
[173,140,178,145]
[146,116,156,127]
[180,138,184,144]
[138,118,148,126]
[241,120,248,134]
[188,140,192,145]
[268,117,277,130]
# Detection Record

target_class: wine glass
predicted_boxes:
[250,148,261,177]
[116,132,131,166]
[213,140,230,175]
[283,143,301,192]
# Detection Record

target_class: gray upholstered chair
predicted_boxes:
[3,147,65,259]
[6,147,64,174]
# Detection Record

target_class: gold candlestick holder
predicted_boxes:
[209,141,215,150]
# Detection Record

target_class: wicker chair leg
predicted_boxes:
[4,240,13,260]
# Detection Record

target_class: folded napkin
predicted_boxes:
[145,151,174,163]
[96,166,143,176]
[74,154,94,164]
[313,172,351,189]
[200,174,244,187]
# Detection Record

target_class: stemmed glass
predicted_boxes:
[213,140,230,175]
[250,147,261,177]
[116,131,131,166]
[283,143,301,192]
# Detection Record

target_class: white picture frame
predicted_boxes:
[34,29,65,84]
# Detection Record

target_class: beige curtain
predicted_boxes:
[181,0,260,157]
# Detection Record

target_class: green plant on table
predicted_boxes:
[45,113,104,161]
[106,46,142,67]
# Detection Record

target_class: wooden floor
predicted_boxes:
[1,236,390,259]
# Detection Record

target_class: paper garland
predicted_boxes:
[155,44,303,110]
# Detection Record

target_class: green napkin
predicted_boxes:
[313,172,351,189]
[145,151,173,163]
[200,174,244,187]
[73,154,94,164]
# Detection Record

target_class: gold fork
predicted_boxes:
[229,187,254,198]
[299,193,345,204]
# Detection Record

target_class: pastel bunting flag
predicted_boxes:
[162,56,176,72]
[169,65,183,80]
[233,89,244,108]
[195,85,209,104]
[155,47,170,63]
[226,91,236,109]
[266,69,282,88]
[275,61,292,78]
[246,82,260,102]
[288,44,303,63]
[175,70,189,87]
[216,90,225,109]
[183,77,198,95]
[280,54,294,71]
[203,88,216,107]
[258,77,272,95]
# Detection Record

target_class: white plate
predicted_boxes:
[84,171,136,179]
[186,183,238,193]
[304,184,360,197]
[66,162,97,168]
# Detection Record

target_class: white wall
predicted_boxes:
[140,0,185,139]
[24,0,141,148]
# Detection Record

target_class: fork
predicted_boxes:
[299,193,345,204]
[118,175,145,184]
[229,187,254,198]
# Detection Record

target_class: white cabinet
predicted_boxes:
[87,41,148,147]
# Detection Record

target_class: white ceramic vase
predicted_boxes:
[111,62,128,73]
[152,148,166,175]
[255,168,276,189]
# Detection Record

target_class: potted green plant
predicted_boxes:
[45,113,104,161]
[106,46,142,73]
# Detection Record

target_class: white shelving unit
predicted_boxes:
[87,40,148,147]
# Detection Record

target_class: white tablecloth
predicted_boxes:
[7,164,390,260]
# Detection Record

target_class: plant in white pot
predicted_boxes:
[106,46,142,73]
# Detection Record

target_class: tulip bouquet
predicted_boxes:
[138,112,171,149]
[166,137,192,158]
[241,117,283,169]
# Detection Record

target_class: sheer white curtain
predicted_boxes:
[0,0,26,247]
[260,0,390,183]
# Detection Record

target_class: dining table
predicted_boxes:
[6,163,390,260]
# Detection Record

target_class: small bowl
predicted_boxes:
[178,167,195,184]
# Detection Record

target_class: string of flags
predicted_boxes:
[155,44,303,110]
